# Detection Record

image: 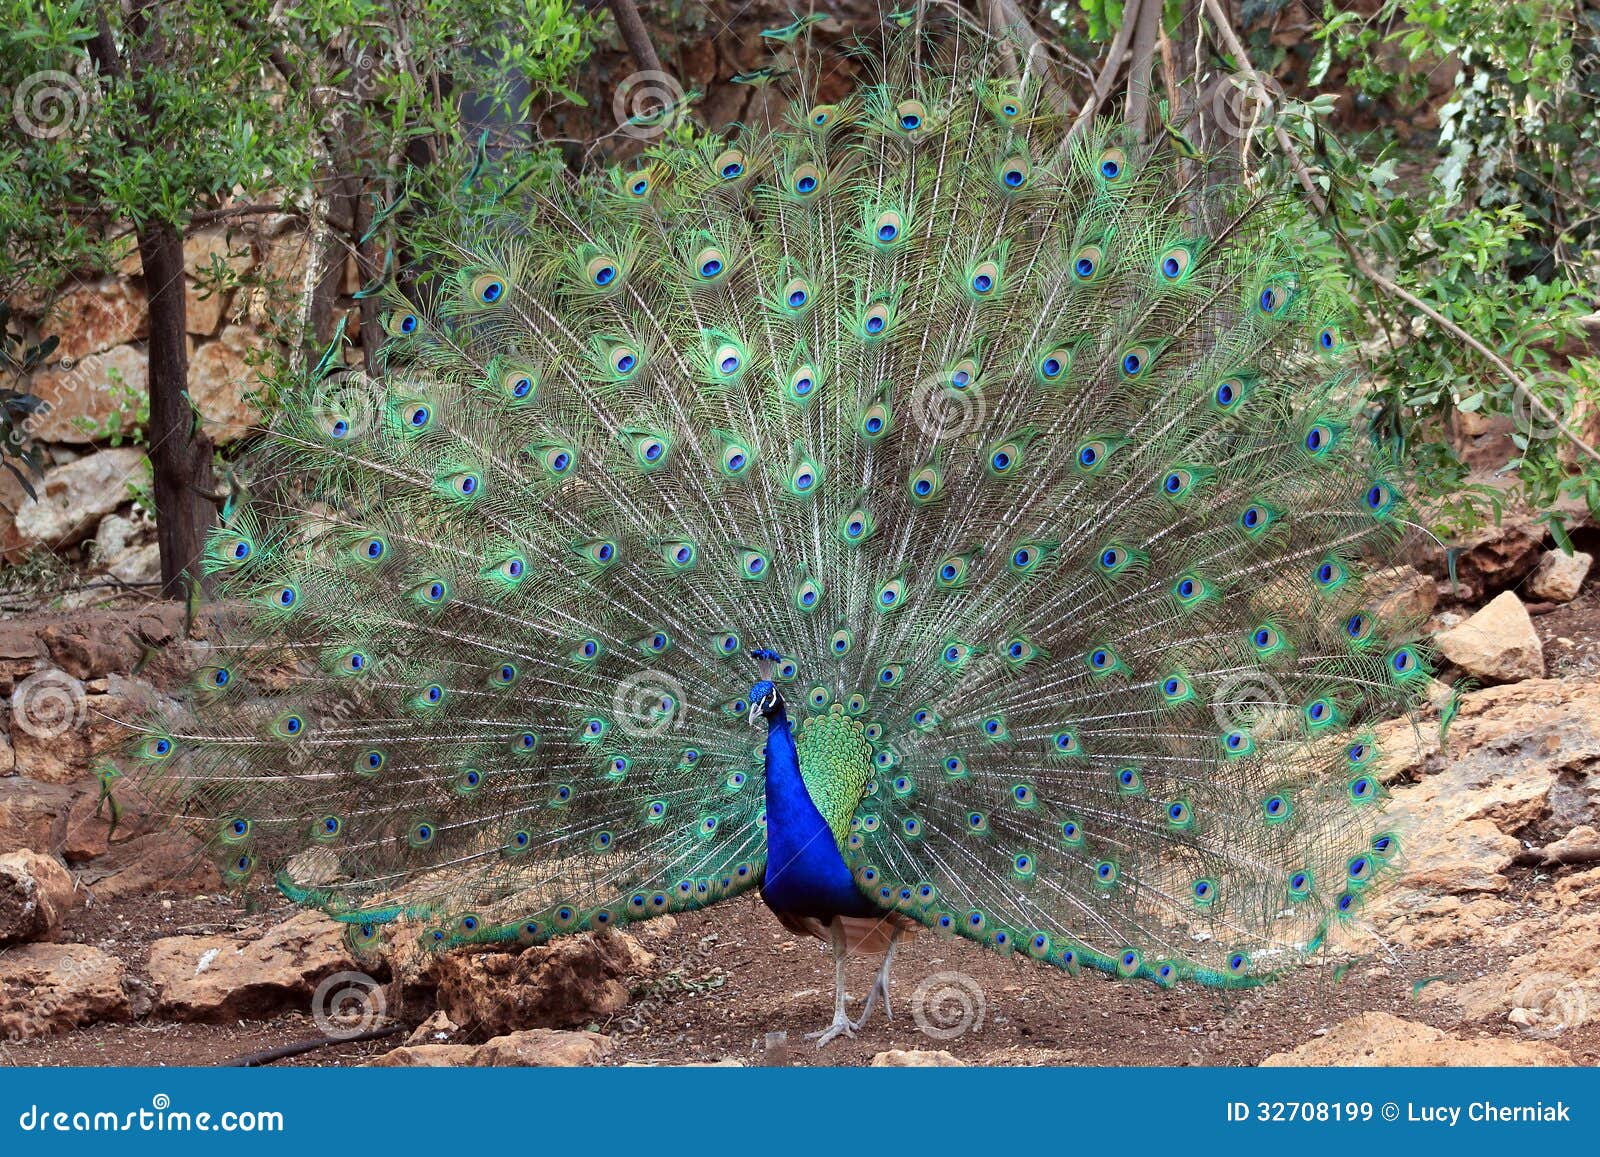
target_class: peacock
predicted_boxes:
[124,21,1429,1048]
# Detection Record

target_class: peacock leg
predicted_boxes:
[849,926,901,1032]
[804,919,855,1047]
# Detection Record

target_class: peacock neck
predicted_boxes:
[758,702,874,919]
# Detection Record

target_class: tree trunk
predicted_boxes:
[137,222,215,597]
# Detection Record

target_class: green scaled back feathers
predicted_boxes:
[124,24,1428,986]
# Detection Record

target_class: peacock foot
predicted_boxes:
[849,977,890,1032]
[805,1011,856,1047]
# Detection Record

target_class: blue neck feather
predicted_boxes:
[759,702,874,919]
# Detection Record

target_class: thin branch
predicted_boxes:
[1125,0,1163,133]
[606,0,665,77]
[1200,0,1600,467]
[1062,0,1143,152]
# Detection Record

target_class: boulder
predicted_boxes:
[7,447,148,550]
[430,930,653,1035]
[147,911,372,1021]
[1375,678,1600,896]
[1364,564,1437,624]
[26,344,149,444]
[187,326,267,443]
[1418,912,1600,1033]
[0,850,77,945]
[41,278,148,363]
[0,777,76,853]
[370,1028,612,1067]
[11,674,157,785]
[0,943,131,1039]
[1527,550,1592,603]
[870,1049,966,1066]
[1433,591,1544,683]
[1260,1012,1571,1066]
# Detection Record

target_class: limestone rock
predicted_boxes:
[1437,520,1546,596]
[11,674,157,785]
[185,280,229,337]
[1419,912,1600,1033]
[0,850,77,945]
[1434,591,1544,683]
[8,447,148,550]
[1364,564,1437,624]
[370,1029,612,1067]
[25,346,149,445]
[1260,1012,1571,1066]
[0,943,131,1039]
[1373,678,1599,906]
[1528,550,1592,603]
[0,778,76,853]
[188,326,267,443]
[147,911,371,1021]
[870,1049,966,1066]
[42,279,148,363]
[431,930,653,1035]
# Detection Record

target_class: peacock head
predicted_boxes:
[748,647,784,724]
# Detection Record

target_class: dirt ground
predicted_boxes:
[3,866,1597,1068]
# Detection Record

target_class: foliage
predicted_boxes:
[0,0,594,335]
[1301,0,1600,538]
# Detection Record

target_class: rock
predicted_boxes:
[1365,564,1436,624]
[1260,1012,1572,1066]
[368,1042,478,1067]
[370,1029,612,1068]
[472,1028,614,1067]
[25,345,149,445]
[1541,825,1600,867]
[1437,520,1546,596]
[1528,550,1592,603]
[1376,678,1600,897]
[1433,591,1544,683]
[147,911,373,1021]
[183,227,254,277]
[0,943,131,1039]
[8,448,148,550]
[0,778,76,852]
[431,931,653,1035]
[1419,912,1600,1032]
[11,674,157,785]
[870,1049,966,1066]
[185,280,229,337]
[42,279,148,363]
[0,850,77,945]
[188,326,268,443]
[403,1009,461,1046]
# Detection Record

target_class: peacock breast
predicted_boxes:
[793,704,876,849]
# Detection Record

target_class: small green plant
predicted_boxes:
[69,370,148,447]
